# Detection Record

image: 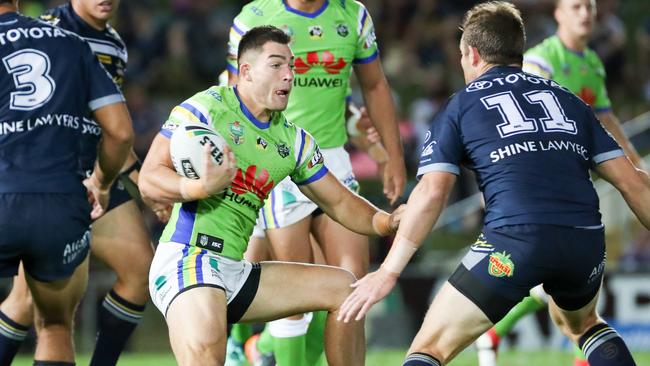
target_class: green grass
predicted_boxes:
[13,350,650,365]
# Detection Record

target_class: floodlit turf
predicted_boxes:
[13,350,650,365]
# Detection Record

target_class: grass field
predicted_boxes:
[13,350,650,365]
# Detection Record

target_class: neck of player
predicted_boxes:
[237,87,273,124]
[72,2,108,31]
[285,0,326,13]
[0,3,17,15]
[556,28,588,53]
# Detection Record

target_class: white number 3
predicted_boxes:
[3,49,56,111]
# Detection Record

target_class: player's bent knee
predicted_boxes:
[321,267,357,309]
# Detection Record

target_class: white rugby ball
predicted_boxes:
[169,121,228,179]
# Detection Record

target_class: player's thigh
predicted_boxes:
[409,281,493,362]
[265,216,313,263]
[240,262,355,323]
[91,200,154,277]
[245,234,272,262]
[166,286,228,352]
[312,213,369,277]
[25,256,89,324]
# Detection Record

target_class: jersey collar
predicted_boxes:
[233,86,271,130]
[0,12,19,24]
[479,65,522,79]
[283,0,329,18]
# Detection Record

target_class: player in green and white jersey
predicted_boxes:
[140,26,403,365]
[476,2,645,366]
[226,2,405,364]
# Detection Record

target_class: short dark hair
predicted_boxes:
[237,25,291,64]
[460,1,526,65]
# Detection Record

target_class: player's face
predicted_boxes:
[75,0,120,22]
[249,42,295,111]
[556,0,596,38]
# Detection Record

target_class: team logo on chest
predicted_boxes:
[308,25,323,39]
[229,121,245,145]
[256,136,268,150]
[336,24,349,37]
[276,143,290,158]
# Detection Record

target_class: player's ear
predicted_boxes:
[470,46,481,67]
[239,63,253,82]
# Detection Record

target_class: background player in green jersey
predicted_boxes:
[140,26,403,366]
[476,1,646,366]
[226,1,405,364]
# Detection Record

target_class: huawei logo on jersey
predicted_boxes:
[294,51,347,74]
[231,165,274,201]
[578,87,596,107]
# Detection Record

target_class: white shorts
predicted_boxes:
[252,147,359,236]
[149,241,261,322]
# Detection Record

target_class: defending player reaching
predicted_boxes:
[477,1,646,365]
[140,26,403,366]
[338,2,650,366]
[225,1,405,364]
[0,1,154,365]
[0,0,133,364]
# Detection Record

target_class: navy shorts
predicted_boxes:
[86,161,141,212]
[449,224,606,324]
[0,193,92,282]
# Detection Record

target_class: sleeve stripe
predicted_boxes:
[358,8,368,36]
[594,107,612,114]
[416,163,460,179]
[160,130,172,139]
[171,106,200,125]
[295,166,329,185]
[88,94,124,110]
[522,55,554,77]
[232,23,245,36]
[180,101,211,126]
[592,149,625,165]
[226,63,238,74]
[353,51,378,64]
[295,129,307,168]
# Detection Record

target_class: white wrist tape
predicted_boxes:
[382,235,418,275]
[179,177,208,201]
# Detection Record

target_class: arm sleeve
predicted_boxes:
[522,52,554,79]
[588,107,624,165]
[291,128,329,185]
[353,4,379,64]
[416,96,464,179]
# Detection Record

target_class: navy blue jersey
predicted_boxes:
[41,3,128,172]
[0,12,124,193]
[417,66,623,228]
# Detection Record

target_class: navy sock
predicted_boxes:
[33,361,75,366]
[0,310,29,365]
[579,323,636,366]
[89,290,145,366]
[403,352,442,366]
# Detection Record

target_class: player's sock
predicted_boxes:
[494,295,546,337]
[232,323,253,345]
[89,290,145,366]
[403,352,442,366]
[256,325,274,355]
[305,311,326,366]
[578,323,635,366]
[0,310,29,365]
[573,343,590,366]
[476,327,499,366]
[33,362,75,366]
[268,315,311,366]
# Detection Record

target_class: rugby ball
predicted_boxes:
[169,121,228,179]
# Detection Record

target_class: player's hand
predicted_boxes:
[152,202,173,223]
[337,268,398,322]
[382,158,407,205]
[200,144,237,196]
[388,204,406,232]
[365,126,381,144]
[83,174,111,220]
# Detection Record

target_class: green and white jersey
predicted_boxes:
[227,0,379,148]
[523,35,611,113]
[158,86,327,260]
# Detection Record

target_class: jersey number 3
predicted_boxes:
[481,90,577,138]
[3,49,56,111]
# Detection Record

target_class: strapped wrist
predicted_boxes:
[382,234,418,275]
[179,177,209,201]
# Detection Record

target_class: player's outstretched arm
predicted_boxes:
[596,156,650,229]
[337,171,456,322]
[298,172,403,236]
[139,134,237,207]
[355,59,406,204]
[597,111,645,169]
[86,102,134,218]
